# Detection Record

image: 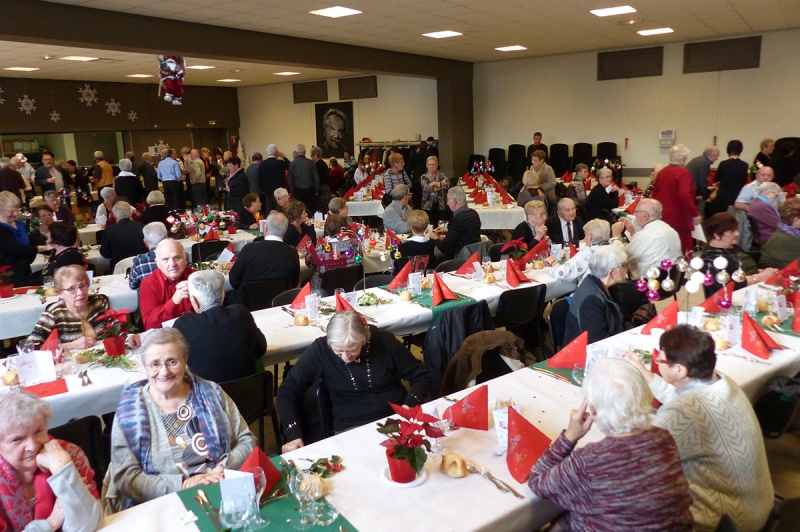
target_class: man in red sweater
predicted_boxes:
[139,238,194,329]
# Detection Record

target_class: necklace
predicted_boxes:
[341,341,372,390]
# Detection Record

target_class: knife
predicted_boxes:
[193,494,221,531]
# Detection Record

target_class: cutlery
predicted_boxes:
[197,489,219,513]
[530,366,573,383]
[281,306,296,318]
[466,462,508,493]
[339,526,353,532]
[479,466,525,499]
[84,371,92,385]
[193,494,221,531]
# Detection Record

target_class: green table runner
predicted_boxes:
[528,360,580,386]
[756,311,800,339]
[379,285,476,321]
[176,456,357,531]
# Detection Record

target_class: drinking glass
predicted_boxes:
[495,394,513,410]
[482,256,492,273]
[219,494,254,531]
[288,471,315,530]
[245,467,270,527]
[572,363,585,385]
[4,354,20,391]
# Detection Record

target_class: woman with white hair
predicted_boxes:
[549,219,625,284]
[651,144,701,253]
[748,181,783,244]
[95,186,118,228]
[585,167,619,223]
[563,245,626,344]
[529,357,693,531]
[277,310,431,453]
[140,190,170,228]
[114,158,145,205]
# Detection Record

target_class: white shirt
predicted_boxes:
[263,235,283,242]
[407,235,430,243]
[48,165,64,190]
[625,219,682,278]
[735,180,785,206]
[559,216,575,242]
[354,168,368,184]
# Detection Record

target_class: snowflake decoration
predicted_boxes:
[50,111,61,123]
[18,94,36,114]
[105,98,121,116]
[0,87,4,105]
[127,110,138,122]
[155,139,171,154]
[78,84,98,106]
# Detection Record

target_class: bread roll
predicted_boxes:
[761,315,781,327]
[399,290,412,301]
[714,337,729,351]
[483,274,496,284]
[757,300,769,313]
[421,278,432,289]
[219,262,233,271]
[1,371,18,386]
[293,314,309,326]
[703,319,720,332]
[531,260,545,270]
[441,453,468,478]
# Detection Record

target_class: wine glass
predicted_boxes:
[4,354,20,391]
[288,471,315,530]
[219,494,254,531]
[245,467,270,528]
[482,256,492,274]
[572,363,585,385]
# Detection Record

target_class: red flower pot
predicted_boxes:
[228,225,237,234]
[0,284,13,299]
[103,337,126,357]
[511,258,527,272]
[386,448,417,484]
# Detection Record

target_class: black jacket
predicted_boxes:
[238,209,257,229]
[258,157,288,194]
[0,222,37,286]
[229,239,300,291]
[585,184,619,222]
[563,275,623,345]
[510,221,543,249]
[34,166,73,193]
[139,161,159,192]
[283,223,316,248]
[435,207,481,259]
[99,218,147,270]
[140,205,170,229]
[398,238,438,260]
[114,175,145,205]
[174,304,267,383]
[545,214,584,245]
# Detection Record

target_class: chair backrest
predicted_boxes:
[713,514,738,532]
[507,144,527,182]
[441,331,524,395]
[395,255,434,276]
[113,255,136,275]
[496,284,547,328]
[764,497,800,532]
[295,377,334,444]
[548,298,570,355]
[49,415,107,481]
[747,215,762,248]
[242,278,296,311]
[468,154,486,169]
[272,287,328,307]
[596,142,618,160]
[456,240,490,261]
[218,371,274,426]
[488,243,505,262]
[190,240,230,263]
[94,229,105,243]
[435,259,465,273]
[321,264,364,294]
[572,143,594,168]
[610,280,647,325]
[392,257,409,276]
[354,275,395,291]
[488,148,506,177]
[549,143,570,176]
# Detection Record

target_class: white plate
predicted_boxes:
[0,294,20,301]
[380,466,428,488]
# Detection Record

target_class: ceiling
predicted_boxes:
[38,0,800,63]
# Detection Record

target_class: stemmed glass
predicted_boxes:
[288,471,316,530]
[219,494,255,532]
[482,256,492,274]
[246,467,270,528]
[572,363,585,385]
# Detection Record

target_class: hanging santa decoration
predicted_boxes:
[157,55,186,105]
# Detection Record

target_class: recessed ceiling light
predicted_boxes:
[4,67,39,71]
[274,72,300,76]
[217,79,240,82]
[495,45,527,52]
[126,74,153,78]
[309,6,362,18]
[231,69,242,73]
[590,6,636,17]
[638,27,674,36]
[59,56,98,62]
[186,65,215,70]
[423,30,463,39]
[42,55,56,60]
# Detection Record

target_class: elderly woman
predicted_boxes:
[651,145,700,253]
[530,150,556,206]
[328,197,353,225]
[114,159,144,206]
[277,310,431,452]
[238,192,262,230]
[516,170,545,208]
[566,163,588,205]
[273,188,291,214]
[0,393,102,532]
[585,167,619,223]
[549,219,626,284]
[0,191,49,286]
[711,140,748,215]
[419,155,449,226]
[563,245,626,344]
[30,205,56,246]
[748,181,783,244]
[621,326,772,532]
[760,198,800,269]
[511,200,548,248]
[754,138,774,168]
[529,357,693,531]
[107,328,255,511]
[383,153,411,200]
[283,200,316,247]
[39,223,85,280]
[44,190,76,226]
[95,186,118,228]
[140,190,170,228]
[644,163,666,197]
[700,213,777,294]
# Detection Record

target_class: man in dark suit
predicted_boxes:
[428,186,481,259]
[99,201,147,270]
[545,197,585,245]
[139,152,159,192]
[174,270,267,383]
[34,152,73,193]
[258,144,289,212]
[225,212,300,306]
[407,141,432,209]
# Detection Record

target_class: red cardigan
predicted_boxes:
[651,165,699,232]
[139,266,195,330]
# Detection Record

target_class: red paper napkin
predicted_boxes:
[561,170,572,183]
[618,193,626,207]
[742,311,781,359]
[506,408,552,483]
[624,198,640,214]
[22,379,68,398]
[766,259,799,284]
[387,261,413,289]
[316,236,325,246]
[505,258,530,288]
[372,188,382,200]
[547,331,588,369]
[474,192,487,204]
[641,300,679,334]
[456,252,480,275]
[203,227,219,242]
[794,292,800,333]
[650,348,662,376]
[568,242,578,258]
[522,239,548,262]
[432,274,458,307]
[239,447,282,493]
[385,228,398,248]
[698,282,735,313]
[443,385,488,430]
[297,234,315,255]
[42,329,59,355]
[290,283,311,310]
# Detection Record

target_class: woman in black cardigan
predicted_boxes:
[584,167,619,223]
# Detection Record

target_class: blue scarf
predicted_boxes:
[756,194,778,214]
[0,219,29,245]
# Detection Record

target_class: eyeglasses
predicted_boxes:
[654,357,678,366]
[59,283,89,295]
[146,358,183,371]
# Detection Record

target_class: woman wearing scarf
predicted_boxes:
[748,181,783,245]
[0,191,48,287]
[106,328,255,512]
[0,392,102,532]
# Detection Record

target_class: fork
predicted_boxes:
[478,466,525,499]
[466,462,508,493]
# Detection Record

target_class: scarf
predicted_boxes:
[0,438,98,532]
[778,222,800,240]
[756,194,779,214]
[0,220,29,245]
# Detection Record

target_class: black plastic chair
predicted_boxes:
[549,143,570,176]
[488,243,506,262]
[94,229,105,244]
[488,148,506,178]
[495,284,547,360]
[190,240,230,263]
[219,371,279,451]
[49,415,108,481]
[596,142,618,160]
[764,497,800,532]
[507,144,527,182]
[572,142,594,169]
[354,275,395,291]
[548,298,570,356]
[242,278,296,311]
[392,257,409,276]
[272,287,328,307]
[321,264,364,294]
[468,154,486,169]
[435,259,465,273]
[296,378,334,445]
[610,280,647,326]
[713,514,738,532]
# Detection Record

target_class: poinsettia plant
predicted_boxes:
[770,271,799,294]
[0,265,14,285]
[96,308,137,340]
[377,404,445,475]
[500,237,528,260]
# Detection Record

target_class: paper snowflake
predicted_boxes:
[78,84,98,106]
[18,94,36,114]
[127,110,138,122]
[155,140,171,154]
[50,111,61,123]
[105,98,121,116]
[0,87,4,105]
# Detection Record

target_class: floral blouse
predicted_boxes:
[420,171,449,210]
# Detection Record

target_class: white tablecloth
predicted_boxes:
[77,223,103,245]
[176,231,256,257]
[98,492,198,532]
[346,200,385,218]
[468,204,526,230]
[0,274,139,340]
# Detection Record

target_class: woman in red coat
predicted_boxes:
[651,144,701,253]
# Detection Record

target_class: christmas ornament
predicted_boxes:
[17,94,36,114]
[646,267,660,280]
[369,238,377,247]
[675,258,688,272]
[661,279,675,292]
[394,251,402,259]
[660,259,673,270]
[716,271,730,285]
[219,221,226,231]
[105,98,121,116]
[158,55,186,105]
[718,298,732,310]
[712,257,729,270]
[636,279,647,292]
[380,252,387,262]
[685,280,701,293]
[364,248,372,255]
[647,279,660,291]
[343,248,354,259]
[703,273,714,286]
[690,257,704,270]
[49,111,60,123]
[78,84,98,106]
[354,254,363,264]
[207,213,214,222]
[332,251,339,260]
[731,269,746,283]
[324,244,331,252]
[690,272,706,285]
[198,222,206,231]
[647,290,659,302]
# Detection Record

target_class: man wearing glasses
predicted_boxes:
[612,198,682,279]
[139,239,195,330]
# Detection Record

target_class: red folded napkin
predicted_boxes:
[371,188,382,200]
[456,252,480,275]
[561,170,572,183]
[296,234,315,255]
[334,292,353,312]
[624,198,639,214]
[618,193,626,207]
[443,385,488,430]
[317,236,325,246]
[641,300,679,334]
[387,261,413,290]
[522,239,548,262]
[794,292,800,334]
[225,242,237,263]
[432,274,458,307]
[698,282,735,313]
[290,283,311,310]
[569,242,578,258]
[239,447,282,493]
[474,192,487,204]
[385,228,398,248]
[742,311,781,359]
[22,379,68,398]
[203,227,219,242]
[547,331,588,369]
[650,347,662,376]
[506,407,552,483]
[766,259,799,284]
[469,188,479,199]
[42,329,59,355]
[505,258,530,288]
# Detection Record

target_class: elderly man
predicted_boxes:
[12,154,35,205]
[174,271,267,382]
[114,158,144,205]
[246,152,264,211]
[546,198,585,245]
[157,148,183,211]
[43,190,76,225]
[89,150,114,192]
[186,149,207,208]
[585,167,619,222]
[613,198,681,279]
[383,184,413,234]
[139,152,159,192]
[34,151,72,194]
[328,197,353,225]
[428,186,481,259]
[258,144,288,212]
[226,212,300,306]
[273,187,291,214]
[129,221,168,290]
[623,326,773,532]
[0,157,26,201]
[685,146,720,210]
[288,144,319,216]
[99,201,147,270]
[734,166,781,212]
[651,144,701,253]
[139,238,195,329]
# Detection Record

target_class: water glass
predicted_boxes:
[311,499,340,526]
[288,471,316,530]
[572,363,585,385]
[219,494,254,531]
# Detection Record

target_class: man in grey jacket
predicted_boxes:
[288,144,319,215]
[382,184,412,234]
[685,146,719,213]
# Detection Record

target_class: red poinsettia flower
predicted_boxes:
[501,237,527,253]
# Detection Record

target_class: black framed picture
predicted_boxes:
[315,101,353,159]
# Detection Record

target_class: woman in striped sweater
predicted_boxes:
[528,357,694,531]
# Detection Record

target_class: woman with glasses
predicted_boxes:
[105,328,256,512]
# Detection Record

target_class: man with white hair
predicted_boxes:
[685,146,720,211]
[139,238,195,329]
[382,184,412,234]
[273,188,291,214]
[129,221,169,290]
[585,167,619,222]
[114,158,145,205]
[89,150,114,192]
[13,154,35,206]
[99,201,147,270]
[187,149,207,208]
[258,144,288,213]
[287,143,319,216]
[545,198,585,245]
[428,186,481,258]
[139,152,159,192]
[173,271,267,382]
[734,166,781,212]
[613,198,681,279]
[651,144,702,253]
[0,157,26,201]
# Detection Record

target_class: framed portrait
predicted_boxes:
[315,101,354,159]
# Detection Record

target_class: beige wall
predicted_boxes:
[237,75,438,160]
[474,28,800,172]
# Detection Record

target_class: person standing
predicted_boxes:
[245,152,264,214]
[685,146,719,215]
[188,149,207,208]
[224,156,249,214]
[0,157,27,201]
[258,144,288,213]
[89,151,114,193]
[139,152,159,192]
[754,138,775,168]
[408,141,432,209]
[712,140,748,215]
[287,144,319,216]
[526,132,548,165]
[419,155,449,226]
[114,158,145,206]
[530,150,557,207]
[34,151,73,194]
[651,144,701,254]
[157,148,183,211]
[310,146,330,213]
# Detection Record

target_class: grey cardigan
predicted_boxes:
[24,461,103,532]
